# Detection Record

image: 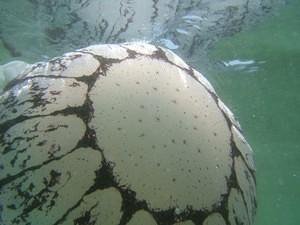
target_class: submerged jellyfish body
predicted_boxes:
[0,42,256,225]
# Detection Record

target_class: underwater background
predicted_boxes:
[0,0,299,225]
[204,2,300,225]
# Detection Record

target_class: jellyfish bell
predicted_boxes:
[0,42,256,225]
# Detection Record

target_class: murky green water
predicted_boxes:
[0,0,299,225]
[204,1,300,225]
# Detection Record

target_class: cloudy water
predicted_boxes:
[203,1,300,225]
[0,0,299,225]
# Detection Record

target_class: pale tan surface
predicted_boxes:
[90,56,232,211]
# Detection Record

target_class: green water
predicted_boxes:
[0,1,299,224]
[204,1,300,225]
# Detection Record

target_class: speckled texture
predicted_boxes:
[90,56,232,211]
[0,42,256,225]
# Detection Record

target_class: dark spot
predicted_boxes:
[50,90,62,95]
[136,81,140,85]
[69,82,80,87]
[153,87,158,91]
[74,211,92,225]
[37,140,47,146]
[171,100,177,104]
[140,105,145,109]
[45,27,66,42]
[171,139,176,144]
[183,139,187,145]
[138,119,143,123]
[48,170,62,187]
[7,204,16,209]
[172,178,176,182]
